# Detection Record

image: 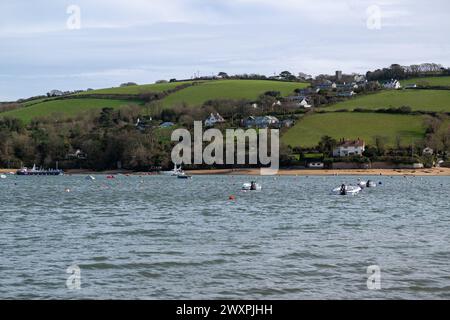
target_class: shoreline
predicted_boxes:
[2,168,450,176]
[184,168,450,176]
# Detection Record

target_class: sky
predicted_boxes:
[0,0,449,101]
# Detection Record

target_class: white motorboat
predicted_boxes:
[332,185,361,195]
[365,181,377,188]
[357,179,376,188]
[86,175,96,180]
[357,179,367,188]
[0,174,6,179]
[242,182,262,191]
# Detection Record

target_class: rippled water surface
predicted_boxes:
[0,175,449,299]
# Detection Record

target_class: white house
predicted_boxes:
[333,139,365,157]
[287,95,312,108]
[383,79,402,90]
[204,113,225,127]
[299,98,312,108]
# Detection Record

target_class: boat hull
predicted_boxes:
[16,171,64,176]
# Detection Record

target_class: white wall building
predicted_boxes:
[383,79,402,90]
[333,139,366,157]
[299,98,312,108]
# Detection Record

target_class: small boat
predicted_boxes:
[0,174,6,179]
[161,164,185,177]
[86,175,96,180]
[177,173,192,179]
[357,179,367,188]
[242,182,262,191]
[365,180,377,188]
[332,185,361,195]
[357,179,377,188]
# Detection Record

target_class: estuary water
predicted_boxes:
[0,174,449,299]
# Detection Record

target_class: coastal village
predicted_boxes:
[0,63,449,173]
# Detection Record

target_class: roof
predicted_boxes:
[337,139,365,148]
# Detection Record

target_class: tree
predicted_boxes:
[263,91,281,99]
[374,136,388,155]
[318,136,337,156]
[98,108,115,127]
[120,82,137,87]
[161,109,177,122]
[297,72,312,80]
[279,71,296,81]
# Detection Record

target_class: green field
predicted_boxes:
[282,112,426,148]
[1,99,139,123]
[2,80,310,121]
[401,76,450,87]
[160,80,309,108]
[326,90,450,112]
[76,81,195,95]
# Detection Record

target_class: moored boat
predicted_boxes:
[161,164,185,177]
[332,185,361,195]
[16,164,64,176]
[242,182,262,191]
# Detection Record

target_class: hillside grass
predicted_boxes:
[1,99,140,123]
[282,112,426,148]
[325,90,450,112]
[401,76,450,87]
[75,81,195,95]
[160,80,309,108]
[3,79,310,121]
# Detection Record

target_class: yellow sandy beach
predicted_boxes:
[185,168,450,176]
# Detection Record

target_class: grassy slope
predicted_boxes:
[282,112,425,148]
[1,80,309,121]
[160,80,309,108]
[1,99,139,123]
[325,90,450,112]
[75,81,195,95]
[401,76,450,86]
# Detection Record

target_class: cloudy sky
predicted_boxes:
[0,0,449,101]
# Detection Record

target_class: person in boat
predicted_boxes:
[366,180,372,188]
[250,181,257,190]
[340,184,347,195]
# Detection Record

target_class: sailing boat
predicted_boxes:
[161,164,185,176]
